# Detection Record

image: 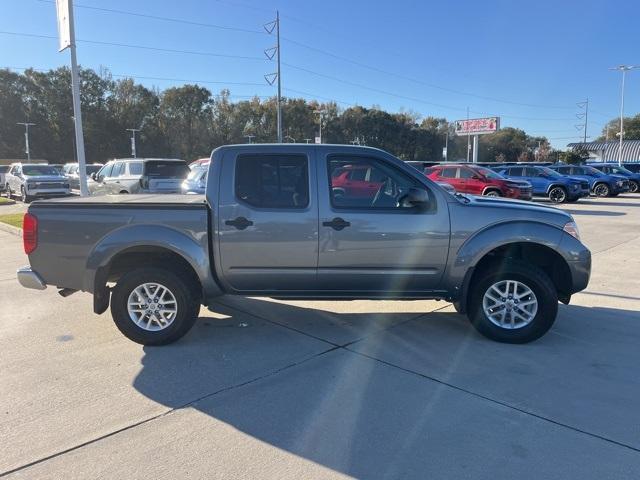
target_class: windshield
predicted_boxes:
[540,167,563,178]
[144,161,190,179]
[186,167,207,181]
[608,166,632,175]
[22,165,60,176]
[476,167,503,179]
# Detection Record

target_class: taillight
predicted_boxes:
[23,213,38,254]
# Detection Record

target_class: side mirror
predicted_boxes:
[91,172,97,181]
[471,174,481,180]
[400,187,430,209]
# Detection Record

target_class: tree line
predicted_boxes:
[0,66,597,164]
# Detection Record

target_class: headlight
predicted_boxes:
[563,221,580,241]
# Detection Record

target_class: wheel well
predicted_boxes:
[548,184,565,192]
[466,242,572,310]
[483,187,501,194]
[95,246,203,313]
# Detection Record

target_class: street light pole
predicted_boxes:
[17,122,36,161]
[126,128,140,158]
[610,65,638,166]
[314,110,325,143]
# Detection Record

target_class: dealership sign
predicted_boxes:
[455,117,500,136]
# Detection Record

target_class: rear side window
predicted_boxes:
[128,162,143,175]
[144,161,190,179]
[235,154,309,209]
[508,167,523,176]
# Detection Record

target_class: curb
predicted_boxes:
[0,221,22,237]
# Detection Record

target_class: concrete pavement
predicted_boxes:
[1,195,639,479]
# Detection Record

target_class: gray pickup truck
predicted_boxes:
[17,144,591,345]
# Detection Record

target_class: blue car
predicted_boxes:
[588,163,640,194]
[495,165,589,203]
[550,165,630,197]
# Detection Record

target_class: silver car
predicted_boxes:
[0,165,10,194]
[4,163,70,203]
[63,163,104,193]
[89,158,190,195]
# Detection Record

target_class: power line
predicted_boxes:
[282,61,577,121]
[0,30,267,61]
[2,66,272,96]
[33,0,266,35]
[29,0,582,111]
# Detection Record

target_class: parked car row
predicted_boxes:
[417,161,640,204]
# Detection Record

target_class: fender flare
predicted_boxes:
[446,221,564,311]
[84,224,223,312]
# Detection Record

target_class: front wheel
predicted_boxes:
[593,183,610,197]
[548,186,567,203]
[20,186,31,203]
[110,267,200,345]
[467,261,558,343]
[4,184,11,198]
[629,181,639,193]
[483,190,501,197]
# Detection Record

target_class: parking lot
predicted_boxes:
[1,194,639,479]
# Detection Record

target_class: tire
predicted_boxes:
[4,184,11,198]
[20,186,31,203]
[629,181,639,193]
[110,267,200,345]
[593,183,610,197]
[467,260,558,344]
[484,189,501,197]
[548,186,567,203]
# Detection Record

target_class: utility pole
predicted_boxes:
[126,128,140,158]
[610,65,638,166]
[314,110,325,143]
[444,131,449,162]
[264,12,282,143]
[576,99,589,144]
[17,122,36,161]
[56,0,89,196]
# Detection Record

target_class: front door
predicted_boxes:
[318,153,450,294]
[217,150,318,292]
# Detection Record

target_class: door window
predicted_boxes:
[235,154,309,209]
[112,162,125,177]
[328,156,424,209]
[458,167,474,179]
[439,167,456,178]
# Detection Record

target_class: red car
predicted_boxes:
[331,164,385,198]
[425,164,532,200]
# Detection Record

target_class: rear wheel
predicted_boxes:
[593,183,610,197]
[548,186,567,203]
[467,261,558,343]
[110,267,200,345]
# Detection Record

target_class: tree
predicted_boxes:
[598,114,640,141]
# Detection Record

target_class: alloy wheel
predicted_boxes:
[127,282,178,331]
[548,187,566,203]
[482,280,538,330]
[594,183,609,197]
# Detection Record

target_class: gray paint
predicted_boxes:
[20,144,590,310]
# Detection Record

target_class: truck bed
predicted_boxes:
[27,194,210,293]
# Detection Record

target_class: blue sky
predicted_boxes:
[1,0,639,148]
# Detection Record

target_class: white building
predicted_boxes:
[567,140,640,163]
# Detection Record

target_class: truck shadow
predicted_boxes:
[132,298,640,477]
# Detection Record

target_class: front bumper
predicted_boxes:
[17,266,47,290]
[26,188,70,197]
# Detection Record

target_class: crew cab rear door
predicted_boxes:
[217,149,318,292]
[317,151,450,293]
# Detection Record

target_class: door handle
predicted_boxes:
[322,217,351,231]
[225,216,253,230]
